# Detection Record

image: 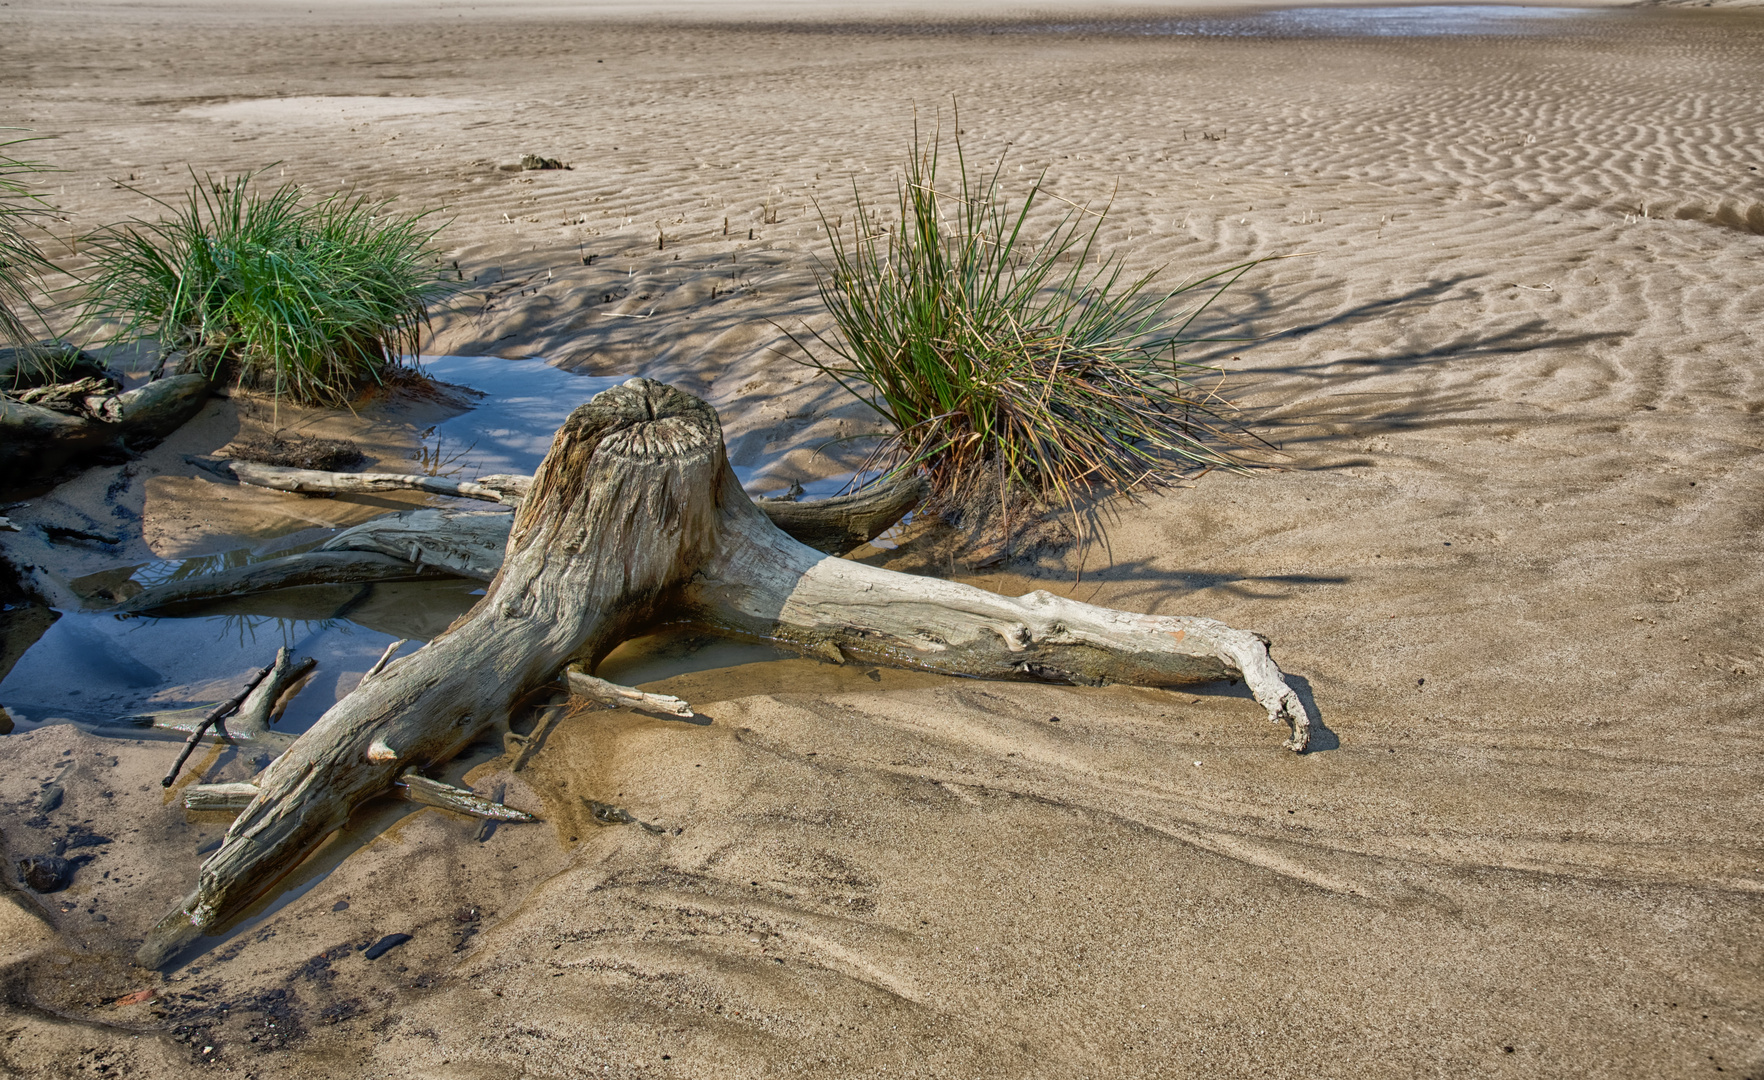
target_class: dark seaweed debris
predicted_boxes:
[362,933,412,960]
[16,854,71,892]
[227,433,365,472]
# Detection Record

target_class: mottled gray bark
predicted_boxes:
[185,456,528,505]
[137,378,1308,970]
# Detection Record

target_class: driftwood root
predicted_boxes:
[183,772,537,823]
[565,667,693,718]
[136,377,1309,969]
[2,373,212,487]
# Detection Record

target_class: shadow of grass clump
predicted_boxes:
[80,170,456,405]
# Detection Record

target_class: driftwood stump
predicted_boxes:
[138,377,1308,967]
[1,370,211,485]
[115,465,930,612]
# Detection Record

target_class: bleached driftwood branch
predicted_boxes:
[136,378,1308,969]
[185,455,530,505]
[187,455,926,549]
[120,470,928,612]
[2,373,211,482]
[183,772,536,823]
[565,667,693,718]
[231,647,317,739]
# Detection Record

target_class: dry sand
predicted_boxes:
[2,1,1763,1077]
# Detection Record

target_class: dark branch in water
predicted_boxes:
[160,662,273,788]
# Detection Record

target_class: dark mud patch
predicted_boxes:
[152,939,385,1061]
[225,433,365,472]
[158,979,307,1061]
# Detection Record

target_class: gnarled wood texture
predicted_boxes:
[140,378,728,966]
[683,467,1307,743]
[186,455,529,505]
[137,377,1308,969]
[119,472,928,612]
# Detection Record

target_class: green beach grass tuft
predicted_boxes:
[791,121,1275,554]
[0,136,59,352]
[81,171,454,405]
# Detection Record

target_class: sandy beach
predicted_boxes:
[1,1,1762,1076]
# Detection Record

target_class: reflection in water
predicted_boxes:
[417,355,625,478]
[3,354,891,743]
[420,353,877,499]
[123,531,334,590]
[4,355,612,739]
[0,579,483,736]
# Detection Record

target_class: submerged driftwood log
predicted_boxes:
[137,377,1308,968]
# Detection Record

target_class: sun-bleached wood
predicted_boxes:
[188,453,930,546]
[182,773,536,823]
[186,456,926,552]
[118,474,930,612]
[186,455,524,504]
[117,550,455,613]
[747,474,928,554]
[136,378,1307,969]
[359,640,408,687]
[231,647,316,739]
[320,508,513,579]
[564,667,694,718]
[394,773,539,822]
[139,379,731,967]
[682,466,1308,741]
[118,471,932,613]
[182,783,264,812]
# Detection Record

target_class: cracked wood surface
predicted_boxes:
[136,378,1307,970]
[119,469,929,613]
[139,378,728,966]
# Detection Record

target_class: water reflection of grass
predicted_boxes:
[128,611,338,651]
[409,426,478,478]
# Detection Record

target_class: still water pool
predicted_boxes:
[0,355,815,738]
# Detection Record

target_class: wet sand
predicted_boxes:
[2,2,1763,1078]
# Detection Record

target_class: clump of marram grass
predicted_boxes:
[80,171,454,405]
[0,135,59,353]
[790,123,1276,557]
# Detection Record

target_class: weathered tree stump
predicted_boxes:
[1,371,211,485]
[137,377,1309,968]
[117,473,931,611]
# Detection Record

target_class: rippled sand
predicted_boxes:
[2,3,1762,1078]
